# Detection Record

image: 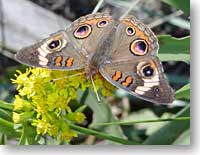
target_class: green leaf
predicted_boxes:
[0,118,20,137]
[143,104,190,145]
[158,35,190,63]
[173,129,190,145]
[78,89,126,141]
[0,108,12,121]
[162,0,190,15]
[158,35,190,54]
[0,100,13,111]
[19,122,37,145]
[175,83,190,100]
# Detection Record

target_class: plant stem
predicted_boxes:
[92,117,190,126]
[69,123,140,145]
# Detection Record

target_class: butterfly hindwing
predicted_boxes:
[99,56,174,104]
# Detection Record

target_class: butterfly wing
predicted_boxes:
[110,15,159,62]
[64,12,117,56]
[15,30,86,70]
[98,15,174,104]
[99,56,174,104]
[15,13,116,70]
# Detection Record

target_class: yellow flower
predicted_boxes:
[32,119,51,135]
[12,67,116,142]
[67,112,86,123]
[74,112,86,123]
[11,69,30,90]
[49,124,59,137]
[13,95,33,112]
[13,112,21,124]
[60,130,78,143]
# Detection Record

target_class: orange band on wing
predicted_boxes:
[54,56,63,66]
[112,71,122,81]
[65,57,74,67]
[121,76,133,87]
[122,20,151,47]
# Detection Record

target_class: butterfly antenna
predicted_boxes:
[50,72,85,82]
[90,74,101,104]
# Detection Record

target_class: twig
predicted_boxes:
[92,0,104,14]
[148,10,184,28]
[119,0,140,20]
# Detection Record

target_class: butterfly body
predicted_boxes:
[15,13,174,104]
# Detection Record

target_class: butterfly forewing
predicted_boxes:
[15,30,85,70]
[110,15,159,62]
[65,13,116,56]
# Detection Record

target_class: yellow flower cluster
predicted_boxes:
[12,67,115,143]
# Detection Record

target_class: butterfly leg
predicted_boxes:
[90,74,101,103]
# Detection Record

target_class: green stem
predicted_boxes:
[69,124,139,145]
[92,117,190,126]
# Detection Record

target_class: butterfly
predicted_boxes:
[15,12,174,104]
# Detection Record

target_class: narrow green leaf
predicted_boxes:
[0,134,7,145]
[0,118,20,137]
[158,53,190,63]
[75,105,87,113]
[162,0,190,15]
[0,100,13,111]
[92,117,190,126]
[143,104,190,145]
[173,129,190,145]
[175,83,190,100]
[69,123,139,145]
[0,108,12,121]
[19,122,37,145]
